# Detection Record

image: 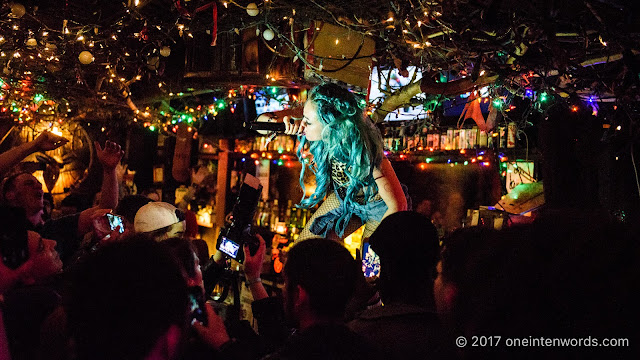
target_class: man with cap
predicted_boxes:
[134,202,186,241]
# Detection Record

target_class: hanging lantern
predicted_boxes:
[159,46,171,57]
[246,3,259,16]
[10,3,26,18]
[146,56,160,70]
[263,29,275,41]
[78,51,94,64]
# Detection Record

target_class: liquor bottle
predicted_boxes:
[269,199,279,232]
[288,203,299,240]
[295,208,304,233]
[260,200,270,228]
[254,200,264,226]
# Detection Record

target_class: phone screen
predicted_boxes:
[187,286,208,326]
[106,213,125,233]
[218,236,240,258]
[362,242,381,278]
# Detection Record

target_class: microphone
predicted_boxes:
[247,121,286,132]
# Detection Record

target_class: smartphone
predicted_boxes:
[187,286,208,326]
[93,213,125,236]
[218,236,241,259]
[106,213,125,233]
[361,242,381,278]
[0,206,29,269]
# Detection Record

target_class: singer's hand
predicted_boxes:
[283,116,304,135]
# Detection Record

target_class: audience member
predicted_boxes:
[0,206,64,360]
[348,211,454,359]
[133,202,186,241]
[196,237,381,360]
[436,210,639,359]
[1,140,123,264]
[66,236,189,360]
[114,194,153,226]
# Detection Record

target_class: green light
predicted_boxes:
[492,98,502,109]
[187,117,193,123]
[171,120,176,124]
[540,92,548,103]
[217,102,225,109]
[160,111,165,116]
[464,161,469,165]
[149,125,155,131]
[426,158,433,163]
[178,92,184,96]
[34,94,44,103]
[181,115,187,120]
[270,87,277,94]
[277,159,283,166]
[359,99,367,107]
[278,148,283,154]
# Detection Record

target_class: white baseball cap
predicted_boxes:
[134,202,185,233]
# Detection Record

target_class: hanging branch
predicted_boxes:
[371,74,499,122]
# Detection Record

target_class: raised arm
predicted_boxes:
[0,131,68,176]
[373,157,408,219]
[94,141,123,210]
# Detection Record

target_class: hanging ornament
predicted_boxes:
[147,56,160,70]
[10,3,26,18]
[263,29,275,41]
[246,3,259,16]
[160,46,171,57]
[26,38,37,48]
[78,51,94,64]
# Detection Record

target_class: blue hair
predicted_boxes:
[297,83,384,229]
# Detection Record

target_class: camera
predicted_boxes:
[216,174,262,263]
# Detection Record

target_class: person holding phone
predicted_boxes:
[1,139,124,265]
[282,83,408,243]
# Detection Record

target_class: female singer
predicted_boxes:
[283,83,408,242]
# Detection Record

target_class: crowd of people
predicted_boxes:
[0,84,638,359]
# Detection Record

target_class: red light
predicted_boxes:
[571,105,579,112]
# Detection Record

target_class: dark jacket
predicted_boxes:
[348,303,454,360]
[263,323,382,360]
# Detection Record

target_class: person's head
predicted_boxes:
[66,235,189,360]
[0,205,61,281]
[297,83,384,211]
[2,172,44,216]
[368,211,440,306]
[434,227,501,316]
[283,238,360,328]
[134,202,186,241]
[161,237,203,290]
[26,230,63,280]
[115,194,154,225]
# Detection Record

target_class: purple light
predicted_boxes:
[525,89,533,98]
[588,96,595,104]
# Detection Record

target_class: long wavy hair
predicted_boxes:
[297,83,384,228]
